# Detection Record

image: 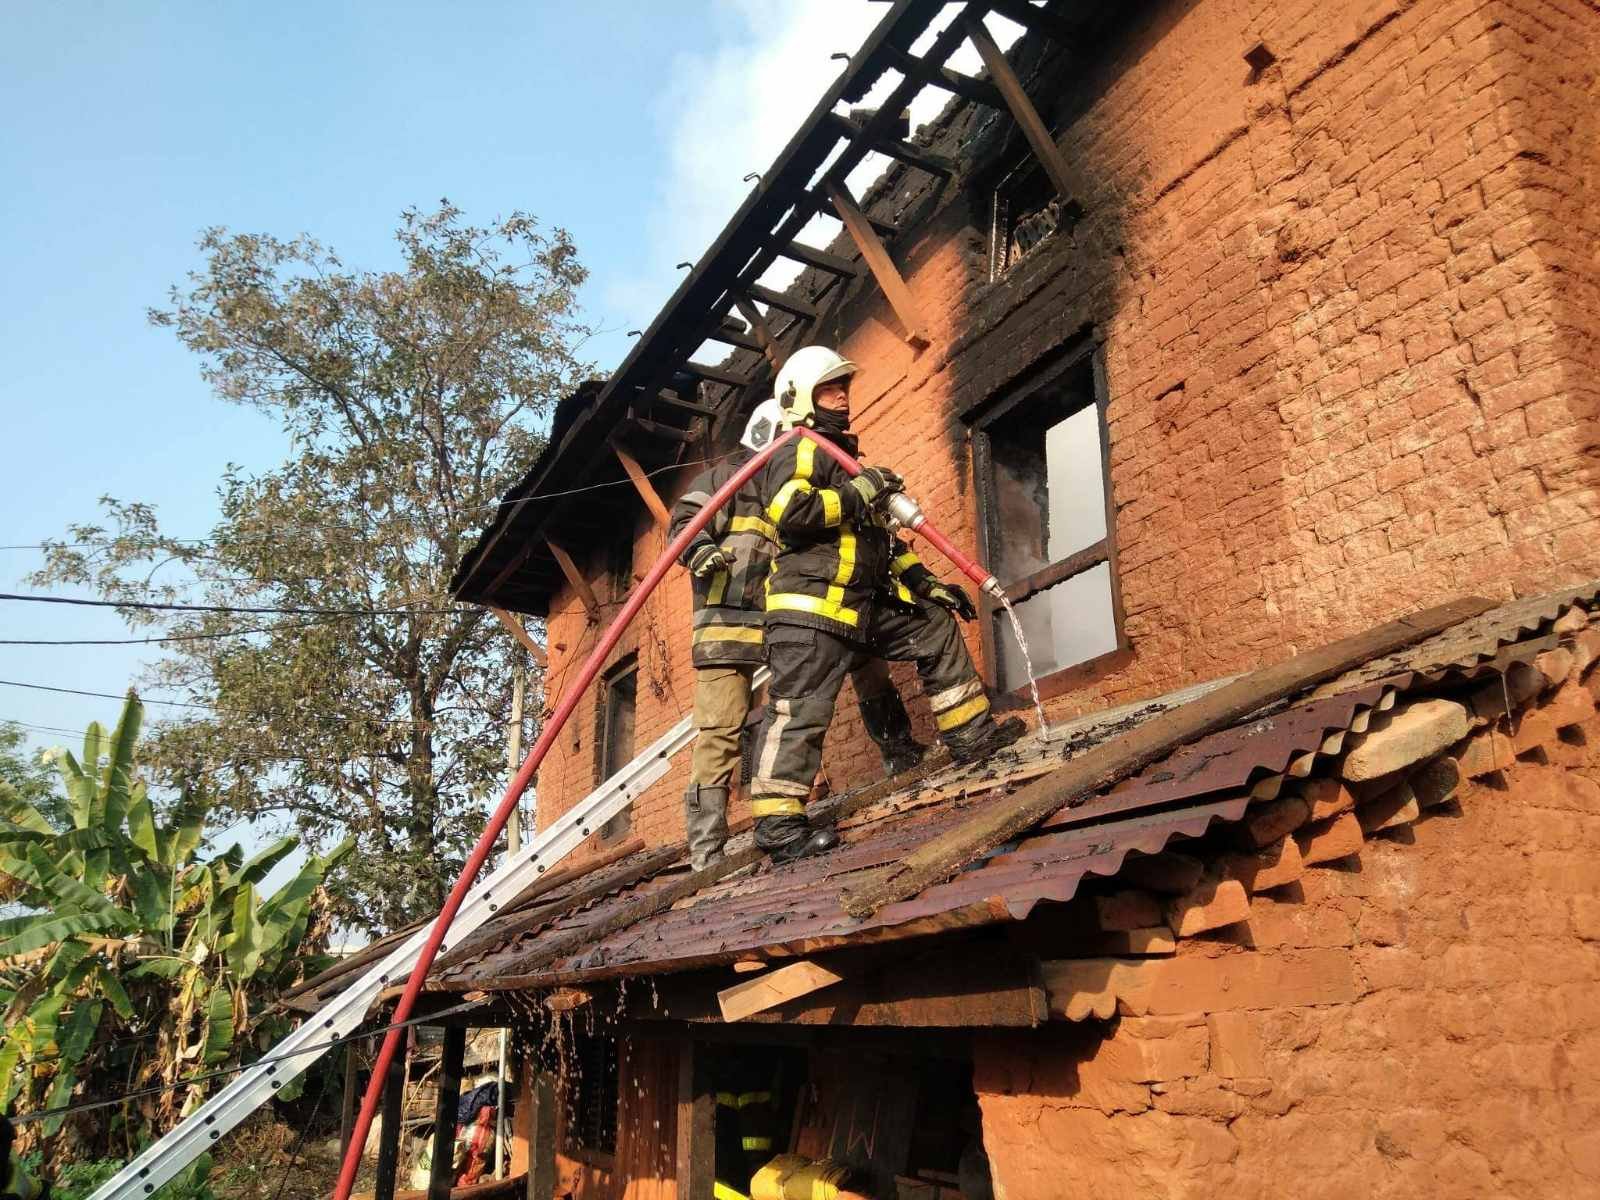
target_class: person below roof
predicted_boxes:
[669,398,928,871]
[747,346,1024,864]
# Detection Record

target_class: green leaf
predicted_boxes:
[19,846,132,922]
[257,839,346,955]
[45,938,93,981]
[93,961,136,1019]
[127,957,188,980]
[131,861,171,931]
[105,695,144,831]
[225,883,266,979]
[59,996,102,1063]
[202,984,234,1064]
[81,722,107,785]
[234,836,298,889]
[1,797,54,835]
[41,1063,78,1136]
[23,992,68,1053]
[0,910,124,959]
[127,779,161,861]
[0,1034,25,1107]
[170,798,206,866]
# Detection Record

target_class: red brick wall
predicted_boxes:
[971,738,1600,1198]
[533,0,1600,852]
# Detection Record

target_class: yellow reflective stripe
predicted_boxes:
[742,1136,774,1151]
[751,797,806,817]
[934,694,991,731]
[717,1091,739,1107]
[895,582,916,603]
[820,488,842,527]
[795,435,816,480]
[739,1090,773,1107]
[714,1184,749,1200]
[891,551,921,573]
[767,479,810,523]
[767,592,860,627]
[706,568,729,606]
[693,625,765,645]
[729,514,778,542]
[831,530,856,594]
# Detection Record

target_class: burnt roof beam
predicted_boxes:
[823,111,959,178]
[985,0,1084,46]
[777,240,864,278]
[704,324,765,352]
[964,16,1075,200]
[884,44,1006,108]
[680,360,762,389]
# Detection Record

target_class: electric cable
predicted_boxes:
[0,593,461,617]
[0,617,347,646]
[8,996,486,1126]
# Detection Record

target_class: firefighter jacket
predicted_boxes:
[670,451,777,668]
[755,433,929,642]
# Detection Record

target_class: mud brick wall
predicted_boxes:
[532,0,1600,854]
[971,721,1600,1199]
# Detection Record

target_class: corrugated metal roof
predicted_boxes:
[424,580,1597,994]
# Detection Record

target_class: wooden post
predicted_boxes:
[527,1072,558,1200]
[428,1025,467,1200]
[675,1042,715,1200]
[545,538,601,623]
[732,292,782,370]
[373,1035,408,1200]
[612,442,673,530]
[964,18,1075,200]
[825,182,929,347]
[338,1045,361,1162]
[491,607,547,669]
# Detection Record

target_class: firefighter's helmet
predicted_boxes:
[774,346,858,428]
[740,398,785,452]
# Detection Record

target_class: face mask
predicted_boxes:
[810,406,850,435]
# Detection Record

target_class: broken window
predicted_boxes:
[607,533,634,602]
[595,655,637,839]
[562,1031,619,1158]
[971,341,1125,693]
[988,159,1079,281]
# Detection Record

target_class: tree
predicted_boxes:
[32,204,586,930]
[0,695,349,1162]
[0,723,67,832]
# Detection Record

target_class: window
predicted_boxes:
[607,534,634,602]
[971,341,1126,693]
[562,1032,619,1158]
[595,656,637,839]
[988,159,1082,281]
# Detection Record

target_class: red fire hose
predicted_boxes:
[332,428,1001,1200]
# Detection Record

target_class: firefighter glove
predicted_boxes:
[848,465,904,509]
[688,543,734,577]
[925,580,977,621]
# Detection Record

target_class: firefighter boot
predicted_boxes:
[755,814,841,865]
[944,714,1027,765]
[857,688,927,777]
[684,783,730,871]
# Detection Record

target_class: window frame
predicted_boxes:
[968,337,1130,700]
[593,654,639,840]
[559,1031,620,1165]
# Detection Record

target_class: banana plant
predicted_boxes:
[0,693,352,1156]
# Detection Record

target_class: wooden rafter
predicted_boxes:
[964,17,1075,200]
[808,189,899,238]
[611,441,672,530]
[732,292,783,369]
[986,0,1084,46]
[704,323,764,353]
[826,181,930,347]
[744,282,819,320]
[490,606,547,668]
[825,111,957,177]
[779,240,863,278]
[545,538,600,623]
[885,44,1005,109]
[680,360,759,389]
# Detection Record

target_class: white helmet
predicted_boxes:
[740,398,785,452]
[774,345,858,428]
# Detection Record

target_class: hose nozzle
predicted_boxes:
[883,491,925,531]
[981,576,1006,602]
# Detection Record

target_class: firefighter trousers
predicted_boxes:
[750,601,994,851]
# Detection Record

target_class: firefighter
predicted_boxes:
[748,346,1023,863]
[0,1116,45,1200]
[671,400,928,871]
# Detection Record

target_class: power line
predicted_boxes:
[0,592,461,617]
[0,616,346,646]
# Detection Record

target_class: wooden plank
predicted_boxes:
[527,1073,557,1200]
[826,182,929,347]
[884,45,1005,109]
[490,607,547,668]
[744,282,819,320]
[611,442,672,530]
[824,111,957,177]
[675,1042,715,1200]
[808,190,899,238]
[681,360,760,389]
[704,323,764,352]
[428,1025,468,1200]
[840,597,1496,919]
[654,389,720,418]
[1002,539,1110,605]
[779,240,863,278]
[718,959,847,1022]
[373,1037,408,1200]
[544,538,600,622]
[964,18,1074,200]
[731,293,782,370]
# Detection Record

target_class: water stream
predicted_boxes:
[996,593,1051,739]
